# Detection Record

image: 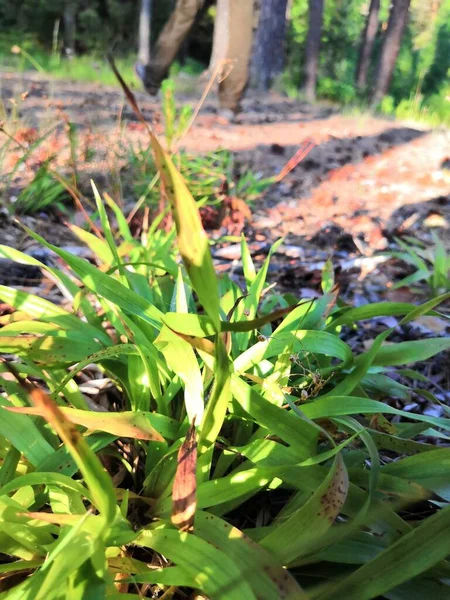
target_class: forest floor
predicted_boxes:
[1,70,450,416]
[1,71,449,254]
[2,72,450,295]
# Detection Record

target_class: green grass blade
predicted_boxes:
[103,192,133,242]
[260,455,348,564]
[194,511,308,599]
[235,329,353,374]
[330,302,443,328]
[155,325,204,424]
[231,374,319,458]
[134,526,257,599]
[318,504,450,600]
[19,226,163,329]
[0,472,92,502]
[91,181,127,281]
[240,234,256,287]
[198,337,231,476]
[301,396,450,431]
[367,337,450,367]
[0,332,103,364]
[150,135,220,330]
[0,396,55,466]
[68,223,114,265]
[7,405,164,442]
[19,386,117,528]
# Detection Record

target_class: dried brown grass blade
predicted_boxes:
[107,54,153,135]
[171,421,197,532]
[275,139,316,183]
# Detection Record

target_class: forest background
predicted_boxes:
[0,0,449,125]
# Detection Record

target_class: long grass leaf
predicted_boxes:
[134,527,256,599]
[260,455,348,563]
[5,405,164,441]
[195,511,308,599]
[318,504,450,600]
[150,135,220,329]
[19,226,163,328]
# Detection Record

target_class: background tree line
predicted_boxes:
[1,0,449,116]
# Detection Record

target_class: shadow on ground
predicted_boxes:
[386,192,450,242]
[234,126,428,205]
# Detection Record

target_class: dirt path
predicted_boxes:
[1,71,449,255]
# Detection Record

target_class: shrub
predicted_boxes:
[317,76,357,104]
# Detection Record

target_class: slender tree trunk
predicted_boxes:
[356,0,380,90]
[63,1,77,57]
[250,0,289,90]
[372,0,411,104]
[303,0,324,102]
[138,0,152,67]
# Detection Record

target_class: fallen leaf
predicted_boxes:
[413,316,449,335]
[423,213,448,229]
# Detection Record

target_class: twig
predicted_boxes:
[178,59,232,144]
[274,139,316,183]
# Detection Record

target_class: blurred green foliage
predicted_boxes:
[285,0,450,121]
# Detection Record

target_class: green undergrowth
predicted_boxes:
[387,233,450,297]
[378,91,450,128]
[0,42,138,88]
[0,128,450,599]
[127,144,271,216]
[124,79,271,217]
[0,32,203,89]
[0,77,271,217]
[0,33,193,88]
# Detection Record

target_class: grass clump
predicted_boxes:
[0,76,272,221]
[388,233,450,296]
[0,37,203,90]
[379,90,450,128]
[0,123,450,599]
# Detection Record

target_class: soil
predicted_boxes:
[1,71,449,253]
[0,73,449,294]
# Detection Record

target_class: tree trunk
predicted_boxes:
[355,0,380,90]
[303,0,324,102]
[63,1,77,57]
[138,0,152,67]
[372,0,411,104]
[250,0,289,90]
